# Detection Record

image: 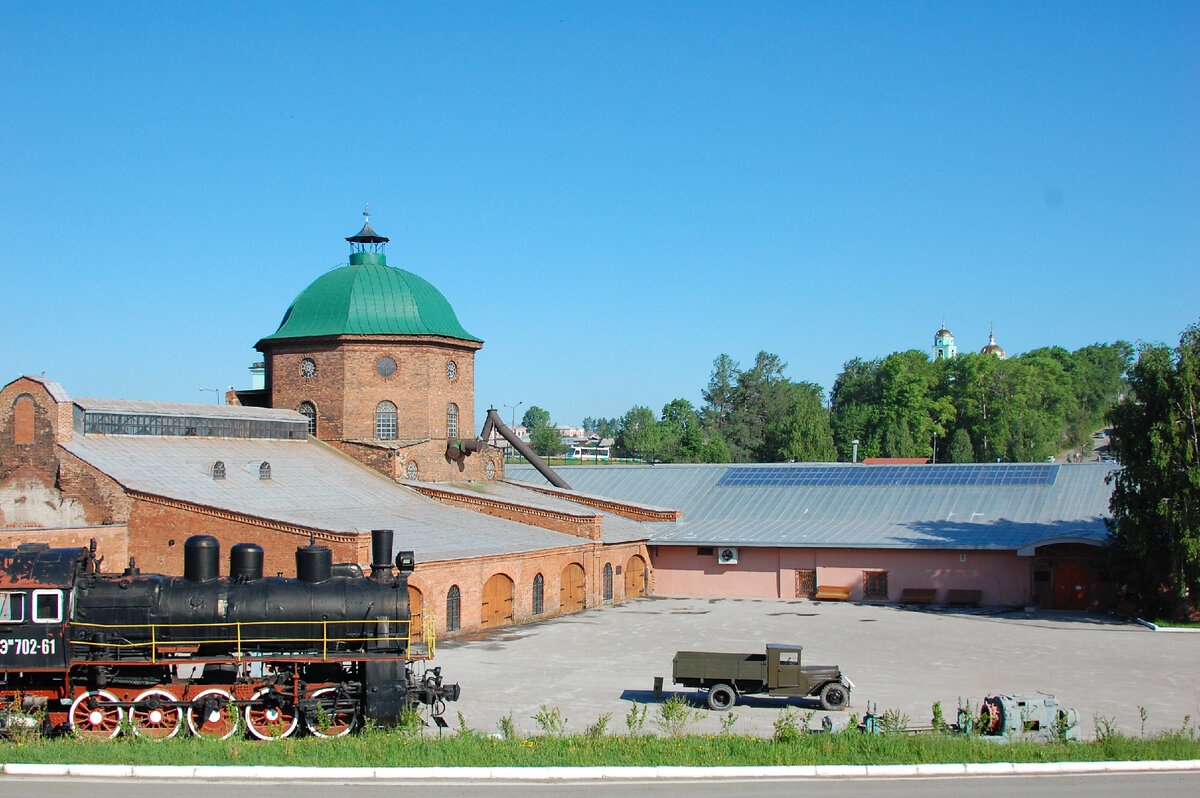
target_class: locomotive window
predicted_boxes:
[31,590,63,624]
[0,592,25,622]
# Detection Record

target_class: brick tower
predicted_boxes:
[243,213,501,483]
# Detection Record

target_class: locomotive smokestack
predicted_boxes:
[370,529,394,581]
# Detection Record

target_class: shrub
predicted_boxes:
[653,695,702,738]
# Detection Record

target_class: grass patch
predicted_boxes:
[5,727,1200,767]
[1150,619,1200,628]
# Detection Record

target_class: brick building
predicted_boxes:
[0,217,658,636]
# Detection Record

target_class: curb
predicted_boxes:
[4,760,1200,780]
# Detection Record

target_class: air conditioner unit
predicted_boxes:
[717,547,739,565]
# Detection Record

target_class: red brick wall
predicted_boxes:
[0,526,128,571]
[410,484,603,540]
[410,540,651,638]
[125,494,366,578]
[263,336,480,439]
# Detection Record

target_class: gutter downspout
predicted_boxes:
[481,408,572,490]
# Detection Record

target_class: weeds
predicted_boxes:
[584,713,611,739]
[455,711,474,737]
[1139,706,1148,737]
[931,701,948,732]
[653,695,702,738]
[497,712,518,740]
[532,705,566,736]
[875,708,911,735]
[625,700,647,736]
[772,707,802,743]
[1093,713,1117,742]
[719,711,738,735]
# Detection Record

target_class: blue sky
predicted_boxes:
[2,1,1196,431]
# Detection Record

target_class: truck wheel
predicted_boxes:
[707,684,736,711]
[819,682,849,711]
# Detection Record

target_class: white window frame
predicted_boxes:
[31,589,63,624]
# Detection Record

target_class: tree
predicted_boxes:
[701,354,739,433]
[947,428,974,463]
[529,425,563,457]
[1106,321,1200,617]
[615,406,660,462]
[520,406,551,431]
[766,381,835,462]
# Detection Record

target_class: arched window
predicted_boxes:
[532,573,544,615]
[446,585,461,632]
[298,401,317,436]
[603,562,614,602]
[211,461,226,480]
[405,460,418,480]
[446,403,459,439]
[375,401,397,440]
[13,395,34,445]
[258,461,271,480]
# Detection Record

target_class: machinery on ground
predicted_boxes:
[672,643,852,711]
[0,530,458,740]
[859,693,1081,741]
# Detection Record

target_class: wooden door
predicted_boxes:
[624,555,647,597]
[560,563,585,613]
[407,586,424,641]
[481,573,514,629]
[1054,563,1088,610]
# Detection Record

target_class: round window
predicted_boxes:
[405,460,418,480]
[300,358,317,378]
[376,356,397,378]
[446,360,458,382]
[485,461,496,480]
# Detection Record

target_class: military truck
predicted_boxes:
[672,643,852,711]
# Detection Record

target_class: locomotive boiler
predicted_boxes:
[0,530,459,740]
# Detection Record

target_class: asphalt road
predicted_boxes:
[432,595,1200,738]
[2,773,1199,798]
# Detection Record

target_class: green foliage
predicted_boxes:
[719,711,739,735]
[947,428,974,463]
[1106,320,1200,617]
[521,406,552,431]
[652,695,702,738]
[625,700,647,736]
[874,708,911,735]
[930,701,948,732]
[529,425,563,457]
[614,405,660,461]
[397,705,424,739]
[771,707,803,743]
[584,713,611,739]
[497,712,518,740]
[532,705,566,736]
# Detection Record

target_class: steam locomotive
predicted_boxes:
[0,530,459,740]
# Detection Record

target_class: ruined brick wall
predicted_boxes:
[0,525,129,570]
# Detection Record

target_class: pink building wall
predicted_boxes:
[651,545,1032,606]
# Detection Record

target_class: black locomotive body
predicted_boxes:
[0,531,458,740]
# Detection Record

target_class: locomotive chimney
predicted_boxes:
[230,543,264,582]
[370,529,394,582]
[183,535,220,583]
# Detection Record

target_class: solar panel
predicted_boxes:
[715,464,1059,488]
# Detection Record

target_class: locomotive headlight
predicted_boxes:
[395,551,415,574]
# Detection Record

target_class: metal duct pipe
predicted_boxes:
[481,408,571,490]
[370,529,394,582]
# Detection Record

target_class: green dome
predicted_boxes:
[259,253,481,344]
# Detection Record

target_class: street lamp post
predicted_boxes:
[503,401,523,430]
[199,387,222,405]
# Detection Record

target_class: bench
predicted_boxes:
[899,588,937,606]
[946,589,983,607]
[814,585,851,601]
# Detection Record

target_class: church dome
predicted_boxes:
[258,253,481,345]
[980,329,1006,358]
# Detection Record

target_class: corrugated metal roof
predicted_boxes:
[60,436,591,563]
[505,462,1117,551]
[74,397,305,422]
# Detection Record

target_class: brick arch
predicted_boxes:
[481,572,514,629]
[624,554,648,597]
[13,394,34,445]
[560,562,585,614]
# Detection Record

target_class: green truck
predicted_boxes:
[672,643,852,711]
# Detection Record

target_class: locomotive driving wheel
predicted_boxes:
[69,690,123,740]
[186,688,241,740]
[245,687,299,740]
[305,686,358,738]
[130,688,183,740]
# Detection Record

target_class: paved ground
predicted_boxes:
[433,596,1200,739]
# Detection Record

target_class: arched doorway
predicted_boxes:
[1054,562,1089,610]
[624,555,647,597]
[407,586,424,641]
[481,573,514,629]
[560,562,585,614]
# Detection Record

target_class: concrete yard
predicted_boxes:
[433,595,1200,739]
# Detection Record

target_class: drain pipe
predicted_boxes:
[481,408,571,490]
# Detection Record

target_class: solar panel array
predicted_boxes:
[716,464,1060,488]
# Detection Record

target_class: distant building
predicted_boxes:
[933,322,957,360]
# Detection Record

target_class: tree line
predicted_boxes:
[536,342,1130,464]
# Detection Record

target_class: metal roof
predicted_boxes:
[505,462,1117,551]
[60,436,591,563]
[257,257,481,344]
[74,397,305,422]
